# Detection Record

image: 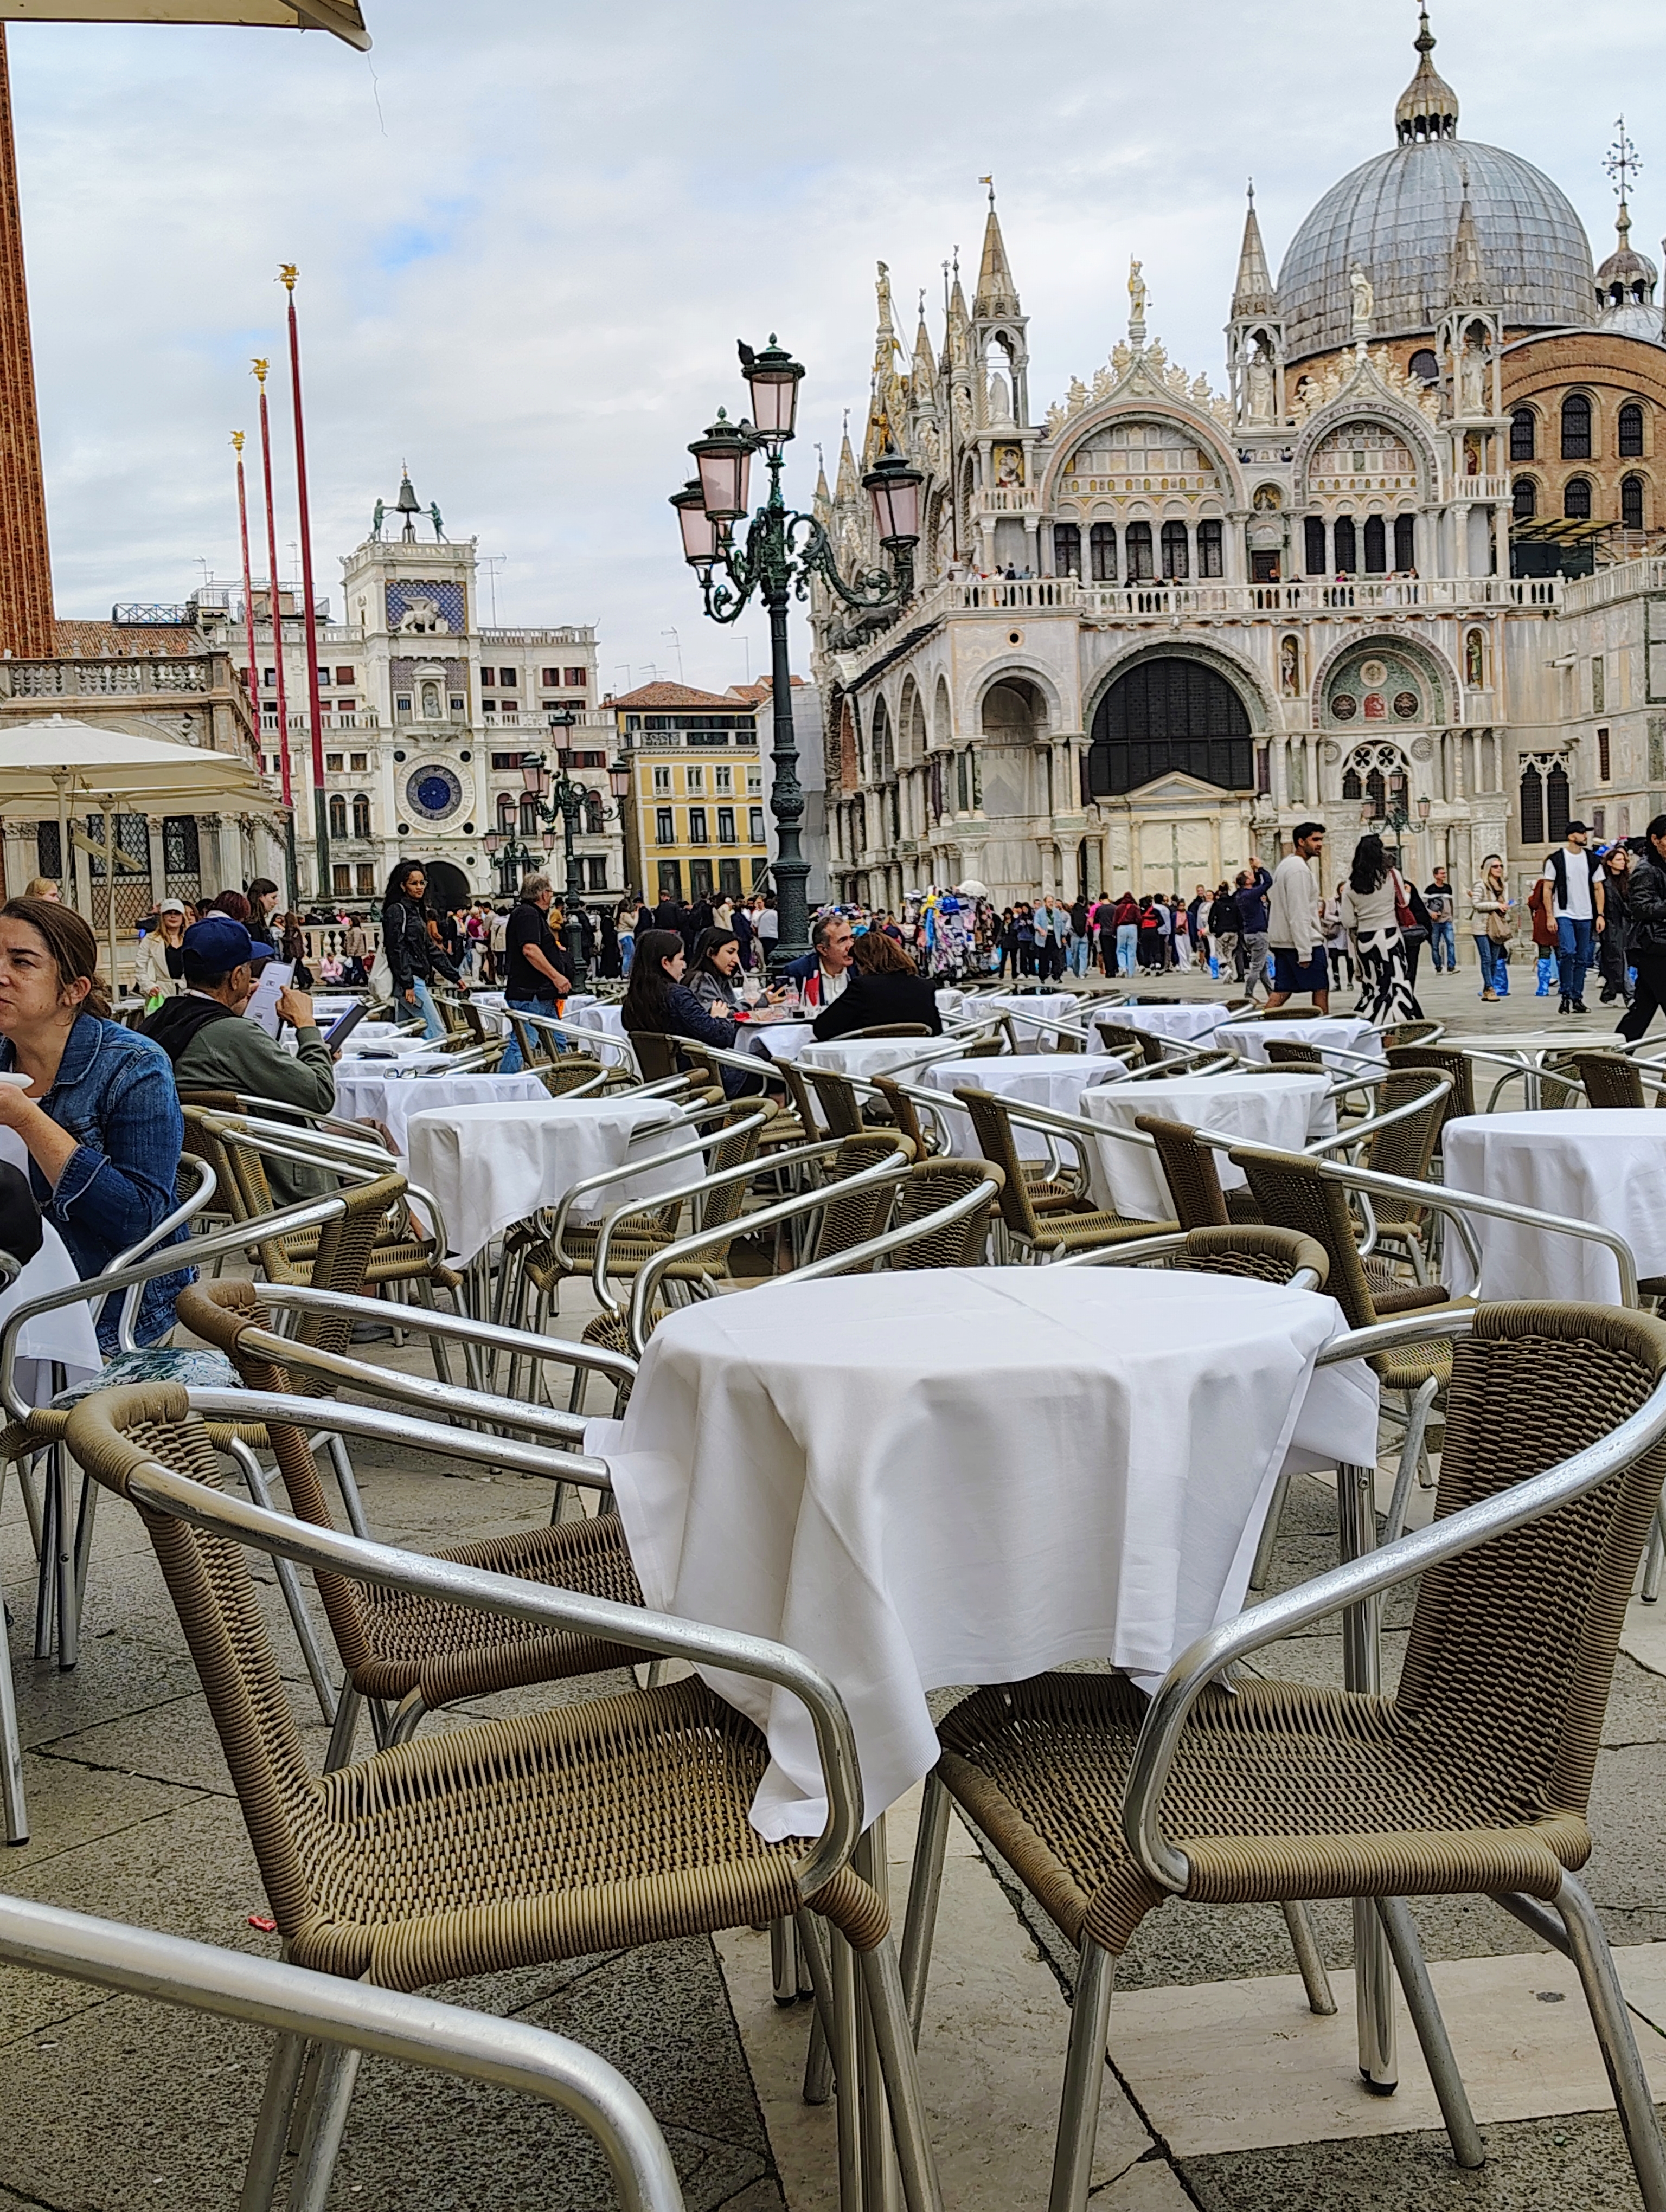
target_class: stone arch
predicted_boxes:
[972,658,1065,736]
[932,673,953,749]
[1039,397,1246,512]
[1308,629,1460,728]
[1291,396,1440,509]
[870,693,895,781]
[1083,636,1276,741]
[897,676,928,767]
[1084,650,1258,800]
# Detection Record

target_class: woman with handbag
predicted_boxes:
[380,860,463,1039]
[1340,833,1422,1024]
[1469,855,1511,1002]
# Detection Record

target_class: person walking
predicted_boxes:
[381,861,464,1039]
[1322,883,1355,993]
[1068,894,1091,979]
[1617,823,1666,1041]
[1208,883,1240,985]
[1234,862,1274,999]
[1265,822,1328,1012]
[1541,821,1605,1014]
[496,873,571,1073]
[1340,833,1422,1024]
[1035,893,1068,982]
[1469,854,1511,1002]
[136,898,189,1007]
[1112,889,1139,979]
[1422,867,1457,974]
[1598,844,1634,1006]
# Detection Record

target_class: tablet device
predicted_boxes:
[324,1001,369,1051]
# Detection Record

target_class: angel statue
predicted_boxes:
[1349,265,1374,336]
[371,498,385,540]
[1127,258,1146,323]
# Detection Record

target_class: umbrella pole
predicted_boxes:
[53,778,68,903]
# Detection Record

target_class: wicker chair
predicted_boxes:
[1351,1069,1450,1278]
[178,1279,651,1764]
[65,1384,940,2212]
[1094,1022,1164,1068]
[1573,1051,1649,1109]
[953,1086,1174,1259]
[1264,1038,1324,1069]
[911,1304,1666,2212]
[806,1066,866,1138]
[868,1074,935,1156]
[889,1158,1003,1268]
[1379,1019,1442,1051]
[1135,1115,1263,1231]
[837,1023,933,1039]
[1386,1043,1475,1129]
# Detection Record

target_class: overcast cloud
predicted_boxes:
[10,0,1662,692]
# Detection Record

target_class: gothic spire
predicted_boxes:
[972,177,1020,320]
[1448,166,1487,304]
[944,249,971,373]
[912,297,938,406]
[834,414,858,505]
[1395,5,1458,144]
[1231,181,1277,319]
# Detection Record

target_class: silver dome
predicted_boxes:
[1278,138,1594,363]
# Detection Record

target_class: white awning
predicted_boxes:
[0,1,369,47]
[0,717,275,811]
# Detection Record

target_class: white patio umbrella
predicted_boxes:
[957,879,991,899]
[0,717,275,989]
[0,2,369,44]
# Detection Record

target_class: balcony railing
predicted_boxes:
[261,709,381,732]
[6,657,214,697]
[1560,552,1666,614]
[946,574,1559,618]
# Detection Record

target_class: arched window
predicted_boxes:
[1513,475,1538,521]
[1547,762,1570,841]
[1052,523,1081,577]
[1160,520,1189,580]
[1409,349,1440,385]
[1509,408,1537,462]
[352,794,372,839]
[1561,393,1592,460]
[1333,515,1357,573]
[328,793,347,839]
[1124,521,1153,580]
[1363,515,1387,574]
[1393,513,1417,569]
[1520,764,1544,846]
[1304,517,1327,575]
[1085,657,1253,797]
[497,793,516,827]
[520,796,539,834]
[1564,476,1593,521]
[1619,403,1645,458]
[1088,522,1116,581]
[1197,519,1223,576]
[1623,473,1646,530]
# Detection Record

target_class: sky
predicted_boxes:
[10,0,1665,696]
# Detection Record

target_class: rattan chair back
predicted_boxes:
[812,1133,914,1261]
[540,1054,610,1097]
[806,1068,864,1139]
[868,1075,930,1155]
[1360,1071,1446,1224]
[951,1087,1041,1238]
[1380,1019,1441,1051]
[1133,1115,1230,1229]
[837,1023,932,1039]
[957,1036,1004,1058]
[1169,1225,1329,1287]
[625,1027,678,1083]
[1386,1044,1475,1125]
[890,1159,1003,1268]
[1095,1023,1163,1067]
[1573,1052,1648,1110]
[1265,1039,1324,1069]
[1231,1144,1382,1330]
[774,1057,825,1140]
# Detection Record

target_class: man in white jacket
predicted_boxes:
[1265,822,1329,1013]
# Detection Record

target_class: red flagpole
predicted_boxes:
[230,431,260,762]
[252,359,293,814]
[280,263,330,899]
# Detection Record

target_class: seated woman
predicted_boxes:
[0,898,188,1351]
[621,928,763,1097]
[687,926,748,1017]
[811,928,943,1040]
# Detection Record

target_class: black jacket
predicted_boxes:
[811,973,942,1041]
[382,897,459,990]
[1625,855,1666,951]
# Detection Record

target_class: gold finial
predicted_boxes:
[252,357,269,386]
[231,429,245,452]
[278,263,299,292]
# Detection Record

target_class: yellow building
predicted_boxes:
[612,681,768,906]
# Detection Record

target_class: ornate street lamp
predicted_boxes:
[671,336,921,966]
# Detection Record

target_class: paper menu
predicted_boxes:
[244,962,294,1038]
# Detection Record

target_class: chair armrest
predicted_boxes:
[0,1896,683,2212]
[104,1435,864,1902]
[111,1156,219,1354]
[543,1115,735,1267]
[188,1385,611,1490]
[254,1281,638,1386]
[587,1124,838,1298]
[1123,1317,1666,1894]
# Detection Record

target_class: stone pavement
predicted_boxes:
[1,969,1663,2209]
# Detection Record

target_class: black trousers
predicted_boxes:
[1618,946,1666,1040]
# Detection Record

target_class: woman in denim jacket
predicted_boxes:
[0,898,188,1351]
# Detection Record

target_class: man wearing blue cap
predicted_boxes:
[141,916,336,1200]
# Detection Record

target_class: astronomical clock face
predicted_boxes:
[1325,647,1426,728]
[406,763,465,823]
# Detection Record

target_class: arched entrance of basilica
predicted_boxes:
[1085,658,1254,799]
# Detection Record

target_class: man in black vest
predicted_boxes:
[1541,822,1605,1014]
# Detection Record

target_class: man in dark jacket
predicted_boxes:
[1617,824,1666,1040]
[1234,864,1273,996]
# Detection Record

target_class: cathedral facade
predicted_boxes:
[814,12,1666,917]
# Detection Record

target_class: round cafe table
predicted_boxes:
[589,1268,1377,1838]
[1079,1070,1334,1220]
[974,991,1081,1045]
[741,1018,816,1063]
[0,1217,102,1407]
[406,1093,691,1265]
[798,1037,949,1079]
[1086,1002,1233,1052]
[331,1068,549,1158]
[1218,1015,1380,1072]
[919,1053,1125,1161]
[1442,1110,1666,1303]
[567,1001,627,1040]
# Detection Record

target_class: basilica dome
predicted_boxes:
[1276,14,1594,363]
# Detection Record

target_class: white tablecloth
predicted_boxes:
[1080,1071,1335,1219]
[592,1269,1378,1837]
[336,1025,430,1055]
[920,1054,1125,1161]
[975,991,1082,1045]
[1087,1003,1233,1051]
[745,1019,817,1063]
[1443,1110,1666,1302]
[567,1001,627,1039]
[406,1095,690,1263]
[798,1038,948,1079]
[0,1220,103,1409]
[1219,1016,1380,1072]
[332,1070,550,1157]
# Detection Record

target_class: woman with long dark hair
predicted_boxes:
[381,860,462,1039]
[622,928,760,1096]
[687,927,747,1016]
[1340,834,1422,1024]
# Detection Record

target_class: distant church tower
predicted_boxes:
[1226,181,1285,428]
[969,184,1039,571]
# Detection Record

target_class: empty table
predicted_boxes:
[567,1001,627,1039]
[1080,1070,1334,1220]
[591,1268,1377,1837]
[919,1053,1125,1161]
[974,991,1081,1045]
[406,1094,691,1265]
[1219,1016,1380,1072]
[332,1068,549,1157]
[1442,1110,1666,1303]
[1086,1002,1233,1052]
[0,1218,102,1408]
